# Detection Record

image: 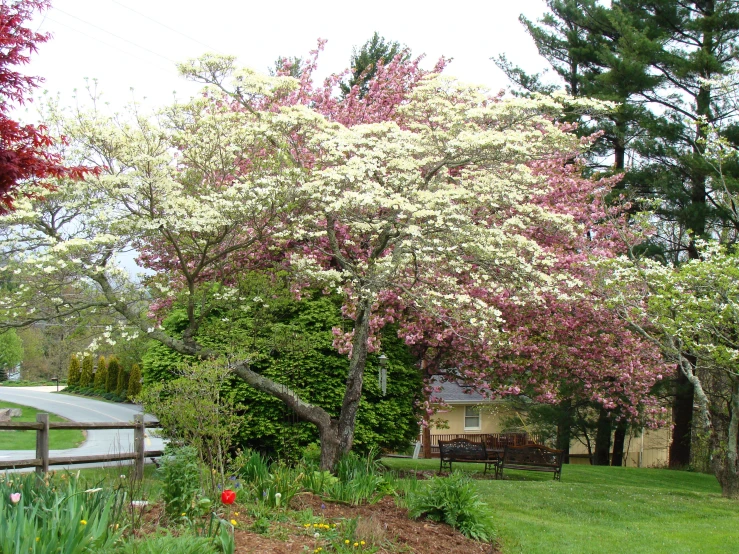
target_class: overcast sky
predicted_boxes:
[23,0,553,114]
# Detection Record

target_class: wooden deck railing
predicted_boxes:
[0,413,162,479]
[423,432,542,458]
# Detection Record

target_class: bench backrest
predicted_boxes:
[439,438,486,461]
[502,444,563,467]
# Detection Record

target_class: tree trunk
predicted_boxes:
[713,376,739,498]
[319,422,342,471]
[594,407,612,466]
[670,359,695,468]
[611,419,628,467]
[335,298,372,459]
[556,400,574,463]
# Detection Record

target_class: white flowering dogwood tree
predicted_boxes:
[0,54,606,468]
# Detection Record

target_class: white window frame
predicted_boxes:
[464,405,481,431]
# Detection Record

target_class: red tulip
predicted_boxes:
[221,489,236,505]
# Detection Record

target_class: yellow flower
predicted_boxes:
[360,541,366,546]
[234,512,239,516]
[181,513,186,517]
[354,543,359,547]
[304,523,310,528]
[230,519,238,526]
[345,540,350,544]
[80,520,87,525]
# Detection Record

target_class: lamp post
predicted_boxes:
[378,354,387,396]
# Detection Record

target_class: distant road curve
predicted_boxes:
[0,386,164,470]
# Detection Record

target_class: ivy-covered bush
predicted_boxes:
[143,277,423,458]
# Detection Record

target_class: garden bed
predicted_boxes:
[132,493,496,554]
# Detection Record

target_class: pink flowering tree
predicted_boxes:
[402,157,669,461]
[0,47,641,469]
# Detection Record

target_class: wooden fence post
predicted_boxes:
[133,414,145,481]
[35,413,49,475]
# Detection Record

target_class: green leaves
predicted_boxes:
[407,471,495,542]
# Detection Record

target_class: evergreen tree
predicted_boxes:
[116,365,129,397]
[106,357,120,393]
[500,0,739,467]
[340,32,408,97]
[94,355,107,390]
[127,363,142,400]
[79,354,93,388]
[67,354,80,386]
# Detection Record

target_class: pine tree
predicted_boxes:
[67,354,81,386]
[106,357,120,393]
[340,32,408,98]
[94,355,107,390]
[501,0,739,467]
[127,363,142,400]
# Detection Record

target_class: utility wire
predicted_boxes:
[43,15,177,76]
[52,6,177,64]
[109,0,223,54]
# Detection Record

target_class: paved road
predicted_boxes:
[0,386,165,470]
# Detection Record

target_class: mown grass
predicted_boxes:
[382,457,739,554]
[0,401,85,450]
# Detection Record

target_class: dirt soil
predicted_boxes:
[231,493,498,554]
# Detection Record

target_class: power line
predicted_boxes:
[43,15,177,76]
[109,0,223,54]
[51,6,178,65]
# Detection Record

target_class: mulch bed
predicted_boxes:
[232,493,498,554]
[135,490,498,553]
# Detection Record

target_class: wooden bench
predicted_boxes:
[438,438,498,475]
[497,444,564,481]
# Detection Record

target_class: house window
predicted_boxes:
[464,406,481,430]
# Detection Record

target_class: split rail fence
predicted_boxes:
[0,414,162,479]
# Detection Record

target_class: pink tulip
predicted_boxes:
[10,493,21,503]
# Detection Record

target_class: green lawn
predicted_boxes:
[383,458,739,554]
[0,401,85,450]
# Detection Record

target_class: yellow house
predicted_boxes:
[426,378,670,467]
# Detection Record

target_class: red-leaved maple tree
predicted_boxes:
[0,0,86,212]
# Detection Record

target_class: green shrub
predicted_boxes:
[407,471,495,542]
[68,355,81,386]
[107,357,121,393]
[143,280,424,458]
[94,355,108,391]
[158,445,204,520]
[79,354,93,388]
[127,363,142,400]
[141,360,243,496]
[116,365,129,397]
